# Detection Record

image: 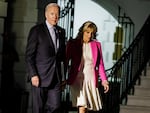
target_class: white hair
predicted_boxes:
[45,3,60,12]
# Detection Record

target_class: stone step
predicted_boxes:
[134,85,150,96]
[120,105,150,113]
[120,65,150,113]
[139,76,150,88]
[142,66,150,76]
[127,95,150,107]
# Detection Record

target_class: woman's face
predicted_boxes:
[83,28,94,43]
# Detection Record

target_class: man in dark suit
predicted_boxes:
[25,3,66,113]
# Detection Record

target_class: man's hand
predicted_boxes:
[60,80,67,91]
[31,75,39,87]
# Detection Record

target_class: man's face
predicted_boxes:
[45,6,59,26]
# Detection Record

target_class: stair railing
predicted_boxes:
[103,14,150,113]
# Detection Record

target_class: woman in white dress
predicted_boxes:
[65,21,109,113]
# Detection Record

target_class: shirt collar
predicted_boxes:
[45,20,54,29]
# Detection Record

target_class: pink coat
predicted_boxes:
[66,39,107,87]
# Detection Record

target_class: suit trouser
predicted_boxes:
[32,77,61,113]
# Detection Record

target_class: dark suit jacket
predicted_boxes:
[25,22,66,87]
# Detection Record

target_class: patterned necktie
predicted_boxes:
[54,27,59,51]
[50,27,57,52]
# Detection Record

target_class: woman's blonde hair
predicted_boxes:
[76,21,97,40]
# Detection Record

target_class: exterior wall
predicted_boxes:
[0,1,7,33]
[10,0,37,112]
[0,1,7,112]
[117,0,150,36]
[93,0,150,36]
[0,0,7,95]
[10,0,37,89]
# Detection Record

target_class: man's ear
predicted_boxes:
[45,12,47,19]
